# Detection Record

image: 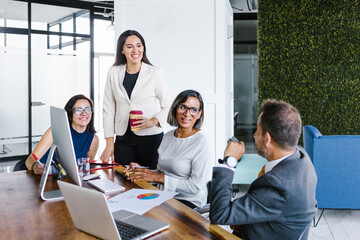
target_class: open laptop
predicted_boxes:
[58,181,169,240]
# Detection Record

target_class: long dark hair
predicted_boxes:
[167,90,204,130]
[64,94,96,133]
[113,30,152,66]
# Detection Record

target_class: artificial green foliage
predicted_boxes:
[258,0,360,135]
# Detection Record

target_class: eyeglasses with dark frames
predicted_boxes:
[73,107,93,116]
[177,104,201,116]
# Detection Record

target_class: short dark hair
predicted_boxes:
[113,30,152,66]
[260,99,301,150]
[64,94,96,133]
[167,90,204,130]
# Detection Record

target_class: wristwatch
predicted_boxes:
[218,156,238,168]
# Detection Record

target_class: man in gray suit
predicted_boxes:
[209,99,317,240]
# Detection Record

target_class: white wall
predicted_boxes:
[114,0,234,159]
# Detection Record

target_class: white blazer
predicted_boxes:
[103,63,171,138]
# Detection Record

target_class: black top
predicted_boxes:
[123,71,139,98]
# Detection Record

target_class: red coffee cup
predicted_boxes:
[129,110,143,131]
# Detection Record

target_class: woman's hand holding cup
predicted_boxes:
[130,110,159,131]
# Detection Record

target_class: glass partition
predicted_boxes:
[0,40,29,158]
[0,0,29,159]
[31,4,89,35]
[0,0,93,161]
[76,12,90,35]
[0,0,28,28]
[0,0,28,159]
[31,3,91,144]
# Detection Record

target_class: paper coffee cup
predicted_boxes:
[129,110,143,131]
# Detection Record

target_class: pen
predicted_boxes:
[124,165,149,169]
[124,166,148,177]
[32,153,44,167]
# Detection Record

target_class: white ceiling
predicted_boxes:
[1,0,255,41]
[1,0,254,23]
[0,0,86,23]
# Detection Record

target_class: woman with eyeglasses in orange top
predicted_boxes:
[25,94,99,175]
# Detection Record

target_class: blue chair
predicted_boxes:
[303,125,360,226]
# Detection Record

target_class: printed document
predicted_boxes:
[107,188,177,215]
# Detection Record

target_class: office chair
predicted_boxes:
[194,182,212,219]
[13,158,27,171]
[234,112,239,129]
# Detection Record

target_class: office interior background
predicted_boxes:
[1,0,359,239]
[1,0,254,167]
[0,0,115,169]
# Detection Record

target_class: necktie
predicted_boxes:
[258,165,266,177]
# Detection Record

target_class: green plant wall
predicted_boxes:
[258,0,360,135]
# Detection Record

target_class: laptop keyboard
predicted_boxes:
[115,220,147,240]
[87,178,125,194]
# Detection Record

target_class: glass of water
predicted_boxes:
[77,157,90,177]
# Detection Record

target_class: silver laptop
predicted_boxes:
[58,181,169,240]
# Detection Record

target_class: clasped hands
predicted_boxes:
[124,163,164,184]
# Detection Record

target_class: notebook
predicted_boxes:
[58,181,169,240]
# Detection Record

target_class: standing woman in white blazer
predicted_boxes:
[101,30,171,169]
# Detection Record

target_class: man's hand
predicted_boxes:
[224,141,245,161]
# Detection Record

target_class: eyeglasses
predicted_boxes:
[177,104,201,116]
[73,107,93,116]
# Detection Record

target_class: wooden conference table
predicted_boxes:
[0,166,240,240]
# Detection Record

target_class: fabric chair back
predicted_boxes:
[13,158,27,171]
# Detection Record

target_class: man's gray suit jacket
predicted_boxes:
[209,146,317,240]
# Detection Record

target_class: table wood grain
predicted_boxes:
[0,166,240,240]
